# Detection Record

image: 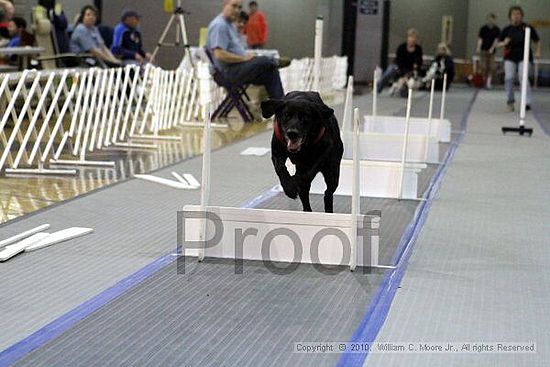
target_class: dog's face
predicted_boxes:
[261,94,333,153]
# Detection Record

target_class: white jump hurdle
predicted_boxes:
[367,74,451,143]
[182,205,381,268]
[181,98,387,270]
[306,76,426,200]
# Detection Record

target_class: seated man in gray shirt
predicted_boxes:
[70,5,120,66]
[206,0,283,99]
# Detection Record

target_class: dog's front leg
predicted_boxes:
[295,176,313,212]
[272,154,298,199]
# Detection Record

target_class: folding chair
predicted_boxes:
[203,47,254,122]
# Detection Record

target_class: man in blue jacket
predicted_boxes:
[111,10,151,65]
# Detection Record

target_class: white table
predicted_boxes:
[0,47,45,70]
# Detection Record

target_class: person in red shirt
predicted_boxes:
[244,1,267,49]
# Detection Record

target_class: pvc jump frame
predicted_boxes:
[182,96,391,271]
[309,75,425,201]
[368,71,449,165]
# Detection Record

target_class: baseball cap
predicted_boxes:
[121,10,141,21]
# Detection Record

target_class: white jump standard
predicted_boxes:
[179,96,387,270]
[502,27,533,136]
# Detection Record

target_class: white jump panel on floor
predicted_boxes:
[342,130,440,164]
[182,205,380,268]
[283,160,425,200]
[363,115,451,143]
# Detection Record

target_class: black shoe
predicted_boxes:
[526,105,531,111]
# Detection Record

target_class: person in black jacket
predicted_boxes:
[377,28,423,93]
[496,5,541,111]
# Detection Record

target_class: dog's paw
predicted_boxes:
[281,178,299,199]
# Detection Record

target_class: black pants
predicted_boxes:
[223,56,284,99]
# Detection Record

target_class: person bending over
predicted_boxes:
[206,0,283,100]
[70,5,120,66]
[497,5,540,112]
[377,28,423,93]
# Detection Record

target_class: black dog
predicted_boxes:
[261,91,344,213]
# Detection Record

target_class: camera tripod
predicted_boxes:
[151,0,193,66]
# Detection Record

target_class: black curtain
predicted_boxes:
[341,0,357,76]
[94,0,103,23]
[381,0,391,70]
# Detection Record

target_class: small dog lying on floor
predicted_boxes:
[261,91,344,213]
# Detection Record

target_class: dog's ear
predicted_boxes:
[317,104,334,120]
[261,99,284,118]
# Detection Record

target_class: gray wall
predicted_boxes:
[389,0,550,60]
[389,0,469,59]
[100,0,343,69]
[62,0,89,24]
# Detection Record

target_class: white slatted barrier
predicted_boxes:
[1,56,347,176]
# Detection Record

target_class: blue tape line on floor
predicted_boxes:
[0,186,281,366]
[336,90,478,367]
[0,254,175,367]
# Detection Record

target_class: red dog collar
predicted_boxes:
[274,119,326,147]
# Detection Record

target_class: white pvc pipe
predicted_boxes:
[350,107,360,271]
[165,71,176,129]
[372,70,378,117]
[313,16,323,92]
[439,73,447,121]
[153,69,164,134]
[180,71,193,125]
[120,66,140,140]
[130,64,152,136]
[198,102,212,262]
[342,75,353,133]
[186,79,198,122]
[398,89,413,200]
[69,72,86,137]
[140,67,159,135]
[112,66,131,143]
[519,27,530,127]
[81,68,101,157]
[172,69,187,128]
[105,68,123,145]
[97,69,115,148]
[425,78,435,162]
[90,69,109,149]
[0,224,50,249]
[73,69,95,155]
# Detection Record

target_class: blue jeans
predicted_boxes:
[504,60,532,105]
[377,63,399,93]
[223,56,284,99]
